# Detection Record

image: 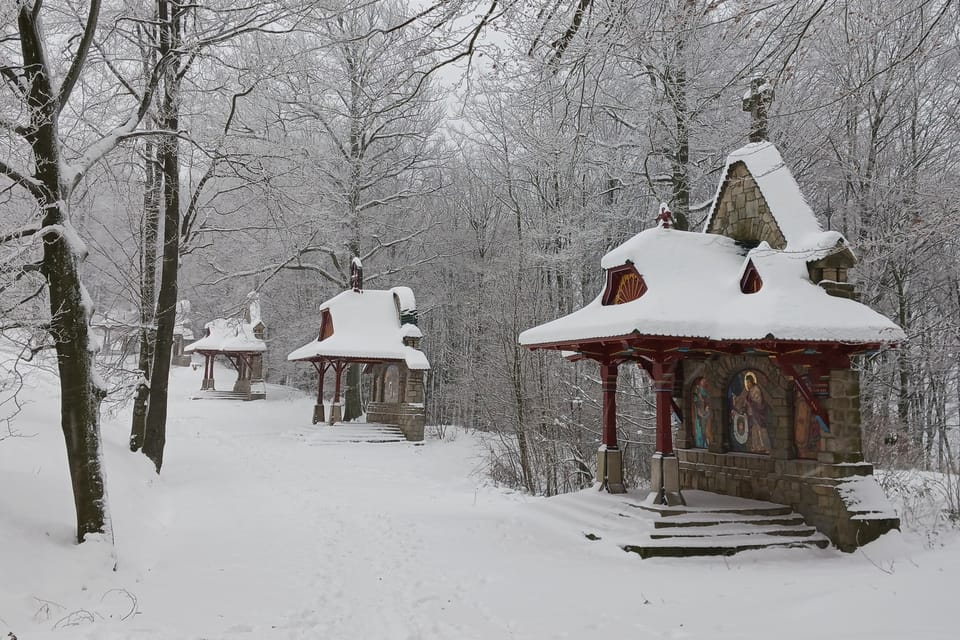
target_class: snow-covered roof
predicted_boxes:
[703,141,823,248]
[185,317,266,354]
[519,226,904,347]
[287,289,429,370]
[521,140,902,349]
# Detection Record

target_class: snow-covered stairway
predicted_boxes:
[623,490,830,558]
[295,422,409,445]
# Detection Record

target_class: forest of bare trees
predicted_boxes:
[2,0,959,542]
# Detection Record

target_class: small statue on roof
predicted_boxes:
[350,256,363,292]
[655,203,673,229]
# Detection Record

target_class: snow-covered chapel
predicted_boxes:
[287,260,430,441]
[519,133,904,550]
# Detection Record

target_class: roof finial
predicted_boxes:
[350,256,363,292]
[655,203,673,229]
[742,77,774,143]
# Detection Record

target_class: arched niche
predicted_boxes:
[383,364,400,404]
[726,368,773,454]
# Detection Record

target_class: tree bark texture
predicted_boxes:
[18,5,110,542]
[130,140,160,451]
[343,363,363,421]
[143,0,181,472]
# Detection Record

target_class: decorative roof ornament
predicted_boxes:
[350,256,363,292]
[655,203,673,229]
[742,77,774,143]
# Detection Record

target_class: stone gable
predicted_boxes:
[706,162,787,249]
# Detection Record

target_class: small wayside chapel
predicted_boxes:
[520,130,904,551]
[184,292,267,401]
[287,260,430,442]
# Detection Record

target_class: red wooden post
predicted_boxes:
[601,363,619,448]
[333,362,344,404]
[316,363,327,403]
[653,359,675,455]
[206,354,216,390]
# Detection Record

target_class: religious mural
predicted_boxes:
[727,369,772,454]
[691,377,712,449]
[383,365,400,403]
[794,390,823,460]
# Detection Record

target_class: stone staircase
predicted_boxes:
[297,423,409,445]
[622,491,830,558]
[190,390,250,400]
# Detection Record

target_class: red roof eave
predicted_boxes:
[524,332,892,360]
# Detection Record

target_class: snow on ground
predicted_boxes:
[1,362,958,639]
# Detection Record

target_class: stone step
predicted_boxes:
[653,512,806,528]
[190,390,250,400]
[297,424,408,445]
[624,534,830,559]
[649,524,819,539]
[620,490,830,558]
[631,502,794,518]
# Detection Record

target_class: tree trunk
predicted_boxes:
[666,7,691,231]
[18,6,110,542]
[343,363,363,421]
[143,0,181,472]
[130,140,160,451]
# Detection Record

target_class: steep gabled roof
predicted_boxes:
[185,293,265,354]
[185,317,266,354]
[287,288,429,370]
[518,226,903,347]
[704,141,826,250]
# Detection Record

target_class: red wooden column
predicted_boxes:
[202,354,215,390]
[650,356,683,505]
[598,362,626,493]
[312,361,328,425]
[653,359,675,455]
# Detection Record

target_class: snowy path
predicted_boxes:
[1,365,958,639]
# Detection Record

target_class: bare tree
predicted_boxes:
[0,0,162,542]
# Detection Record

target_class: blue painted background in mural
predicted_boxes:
[692,377,711,448]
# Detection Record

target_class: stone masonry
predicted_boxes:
[706,163,787,249]
[366,364,426,441]
[676,355,899,551]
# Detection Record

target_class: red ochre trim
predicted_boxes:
[601,263,647,306]
[319,308,334,340]
[740,259,763,294]
[523,333,886,361]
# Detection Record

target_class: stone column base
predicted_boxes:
[201,378,215,391]
[651,453,684,505]
[312,403,325,425]
[328,403,342,425]
[597,447,626,494]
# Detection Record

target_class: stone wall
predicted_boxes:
[677,354,898,550]
[366,364,426,441]
[706,163,787,249]
[367,401,425,441]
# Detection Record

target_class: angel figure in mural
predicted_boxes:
[692,377,711,448]
[730,371,772,453]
